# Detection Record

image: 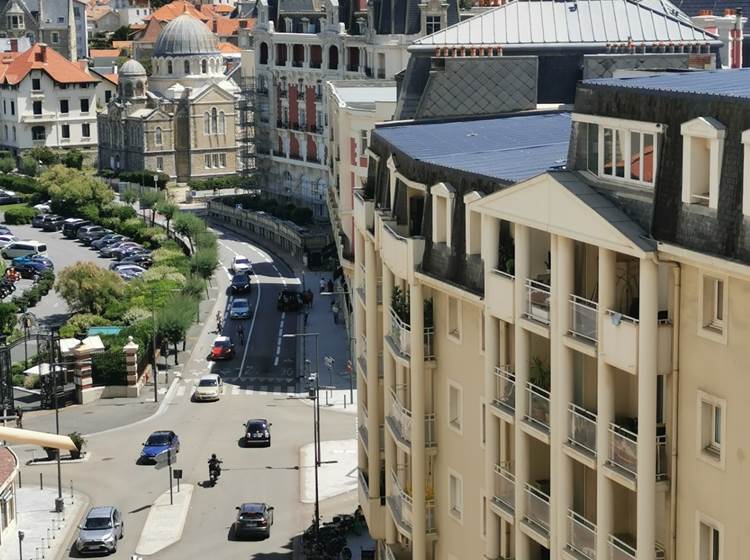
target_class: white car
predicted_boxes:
[33,201,51,213]
[0,235,19,247]
[230,298,251,319]
[193,374,223,402]
[232,255,252,274]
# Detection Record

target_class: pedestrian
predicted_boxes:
[327,279,334,294]
[14,406,22,429]
[308,290,314,307]
[304,309,309,326]
[319,278,325,293]
[238,323,245,346]
[331,301,339,324]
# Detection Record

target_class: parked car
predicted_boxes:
[41,215,65,232]
[232,255,252,274]
[31,213,53,228]
[100,241,139,258]
[233,503,274,539]
[193,374,223,402]
[0,190,18,205]
[62,218,90,239]
[139,430,180,463]
[110,244,146,260]
[116,266,146,281]
[0,226,11,236]
[230,273,251,294]
[33,201,51,213]
[0,235,18,247]
[210,336,234,360]
[76,506,124,555]
[12,254,53,270]
[115,253,152,269]
[77,225,107,244]
[110,262,146,274]
[91,234,127,251]
[13,259,51,278]
[2,240,47,259]
[229,298,251,319]
[243,418,271,447]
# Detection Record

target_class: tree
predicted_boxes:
[191,248,219,295]
[138,190,161,225]
[56,262,125,315]
[0,157,13,174]
[28,146,59,166]
[62,149,84,170]
[172,212,205,253]
[18,157,37,177]
[157,295,195,365]
[155,200,177,234]
[38,166,114,216]
[0,302,17,335]
[121,188,138,206]
[112,25,130,41]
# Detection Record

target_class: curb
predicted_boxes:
[49,491,89,560]
[135,484,194,556]
[26,451,91,466]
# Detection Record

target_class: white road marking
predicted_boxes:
[273,312,285,367]
[237,266,261,377]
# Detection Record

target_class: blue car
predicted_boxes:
[12,255,53,269]
[140,430,180,463]
[11,255,53,278]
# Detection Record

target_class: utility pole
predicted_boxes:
[49,330,63,513]
[151,289,158,404]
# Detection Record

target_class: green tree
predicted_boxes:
[0,302,17,335]
[0,157,13,174]
[18,156,37,177]
[38,166,114,216]
[28,147,59,166]
[62,149,84,170]
[172,212,205,252]
[157,295,195,365]
[121,188,138,206]
[138,190,160,225]
[155,200,177,234]
[56,262,126,315]
[112,25,130,41]
[191,248,219,295]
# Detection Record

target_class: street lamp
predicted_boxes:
[282,332,320,540]
[17,530,23,560]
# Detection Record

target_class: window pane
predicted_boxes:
[643,134,655,183]
[716,280,724,321]
[630,131,641,181]
[586,123,598,174]
[615,130,625,178]
[603,128,613,176]
[714,406,722,444]
[712,528,720,560]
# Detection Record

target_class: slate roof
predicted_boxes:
[374,112,571,183]
[584,68,750,99]
[412,0,720,48]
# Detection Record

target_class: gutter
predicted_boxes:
[407,40,723,53]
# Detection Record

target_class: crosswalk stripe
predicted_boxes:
[231,386,240,395]
[177,386,186,397]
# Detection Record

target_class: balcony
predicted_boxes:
[378,217,425,283]
[525,279,551,325]
[602,312,673,375]
[386,388,436,449]
[387,471,436,537]
[657,434,668,481]
[491,365,515,419]
[492,464,515,516]
[359,406,369,449]
[567,511,596,560]
[279,90,288,98]
[381,542,412,560]
[567,403,597,459]
[608,536,666,560]
[569,295,598,344]
[524,382,551,434]
[354,190,374,233]
[387,307,435,361]
[485,268,515,323]
[607,423,637,479]
[523,483,550,536]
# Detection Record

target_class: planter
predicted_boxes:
[43,446,58,460]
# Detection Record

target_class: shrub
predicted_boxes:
[0,174,38,194]
[4,206,37,224]
[119,170,169,190]
[79,203,100,222]
[113,205,137,221]
[18,157,38,177]
[0,302,16,335]
[58,313,111,338]
[62,149,84,170]
[23,374,40,390]
[11,295,27,312]
[28,147,59,166]
[118,217,147,238]
[68,432,86,458]
[100,217,121,231]
[12,373,24,387]
[0,158,13,174]
[188,175,244,191]
[91,346,128,386]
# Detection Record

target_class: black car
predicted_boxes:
[110,244,146,260]
[230,273,251,293]
[91,234,127,251]
[62,219,90,238]
[31,213,53,228]
[233,503,274,539]
[243,419,271,447]
[41,215,65,232]
[116,253,152,268]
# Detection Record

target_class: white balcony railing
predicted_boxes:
[388,388,412,445]
[388,471,436,535]
[359,407,369,449]
[568,510,596,560]
[493,464,515,513]
[524,483,550,534]
[570,294,598,343]
[656,434,668,481]
[609,423,638,477]
[388,307,435,360]
[525,279,551,325]
[608,535,636,560]
[525,382,551,432]
[568,403,597,457]
[492,365,516,415]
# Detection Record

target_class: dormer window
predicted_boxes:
[681,117,725,209]
[426,15,441,35]
[463,191,483,256]
[284,17,293,31]
[431,182,455,246]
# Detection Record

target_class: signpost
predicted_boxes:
[173,469,182,493]
[154,449,176,505]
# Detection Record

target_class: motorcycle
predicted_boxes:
[208,461,222,486]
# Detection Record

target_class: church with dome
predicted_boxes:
[97,14,240,181]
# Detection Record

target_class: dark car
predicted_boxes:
[13,260,51,278]
[100,241,138,258]
[139,430,180,463]
[233,503,274,539]
[62,219,90,238]
[32,213,60,229]
[77,225,107,244]
[91,234,127,251]
[0,226,11,236]
[210,336,234,360]
[0,190,18,205]
[12,254,53,269]
[230,273,251,294]
[116,253,153,268]
[277,289,304,312]
[41,215,65,232]
[243,419,271,447]
[110,244,147,261]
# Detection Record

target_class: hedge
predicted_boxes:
[119,170,170,190]
[4,206,37,224]
[188,176,244,191]
[0,174,38,193]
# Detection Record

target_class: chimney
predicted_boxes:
[699,9,712,16]
[35,44,47,63]
[9,39,17,52]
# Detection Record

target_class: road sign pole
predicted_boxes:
[168,449,173,505]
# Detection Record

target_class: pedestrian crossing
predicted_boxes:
[175,376,302,397]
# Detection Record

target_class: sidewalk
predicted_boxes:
[0,487,88,560]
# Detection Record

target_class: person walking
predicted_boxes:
[327,279,334,294]
[331,301,339,324]
[14,406,22,429]
[238,323,245,346]
[319,278,326,293]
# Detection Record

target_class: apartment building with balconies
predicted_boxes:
[252,0,457,220]
[351,66,750,560]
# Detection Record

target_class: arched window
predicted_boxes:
[124,82,133,98]
[203,112,210,135]
[211,108,218,133]
[218,112,225,134]
[155,127,163,146]
[167,60,173,74]
[184,60,190,74]
[259,42,268,65]
[201,59,208,73]
[135,81,144,96]
[328,45,338,70]
[282,171,293,192]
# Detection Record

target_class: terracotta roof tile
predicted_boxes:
[1,44,99,85]
[149,0,208,22]
[0,448,17,488]
[90,48,121,57]
[210,16,240,37]
[112,40,133,50]
[218,42,241,53]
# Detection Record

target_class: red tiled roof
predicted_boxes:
[0,448,17,488]
[90,48,121,57]
[218,42,241,53]
[149,0,208,22]
[112,40,133,50]
[0,44,98,85]
[210,16,240,37]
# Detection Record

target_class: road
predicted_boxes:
[13,222,357,559]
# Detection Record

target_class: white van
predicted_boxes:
[2,240,48,259]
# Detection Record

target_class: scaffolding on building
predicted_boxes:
[237,75,264,189]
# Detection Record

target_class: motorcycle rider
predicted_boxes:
[208,453,223,482]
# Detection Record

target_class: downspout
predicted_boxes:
[668,262,681,560]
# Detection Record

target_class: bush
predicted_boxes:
[0,174,38,194]
[62,149,84,170]
[12,373,24,387]
[0,157,13,174]
[113,205,137,221]
[11,295,27,312]
[118,217,147,238]
[91,346,128,386]
[4,206,37,224]
[58,313,110,338]
[100,217,121,231]
[28,147,59,166]
[78,203,101,222]
[119,170,169,190]
[18,157,37,177]
[188,176,244,191]
[23,374,40,390]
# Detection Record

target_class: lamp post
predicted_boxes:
[17,530,23,560]
[49,329,64,513]
[282,332,320,540]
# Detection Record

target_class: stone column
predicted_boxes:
[485,313,501,559]
[596,248,616,560]
[365,238,380,502]
[409,280,426,560]
[637,258,658,560]
[513,224,530,560]
[382,266,397,543]
[73,343,94,404]
[123,336,140,397]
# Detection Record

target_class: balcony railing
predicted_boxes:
[388,307,435,360]
[568,511,596,560]
[492,366,515,415]
[524,483,550,534]
[525,279,551,325]
[570,294,598,343]
[525,382,551,432]
[388,471,436,535]
[388,388,412,444]
[608,423,638,477]
[568,403,597,457]
[656,434,668,481]
[359,406,369,449]
[492,464,515,513]
[608,536,665,560]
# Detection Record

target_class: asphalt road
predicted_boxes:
[13,222,356,559]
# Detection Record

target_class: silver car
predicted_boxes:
[230,298,251,319]
[76,506,124,555]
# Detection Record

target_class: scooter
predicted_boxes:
[208,463,222,486]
